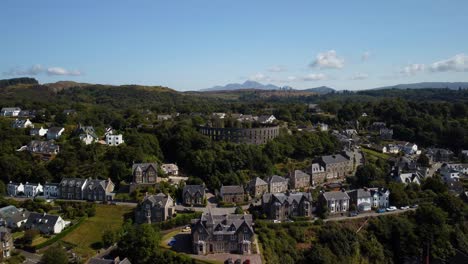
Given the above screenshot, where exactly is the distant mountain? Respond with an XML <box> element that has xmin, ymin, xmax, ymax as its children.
<box><xmin>302</xmin><ymin>86</ymin><xmax>335</xmax><ymax>94</ymax></box>
<box><xmin>202</xmin><ymin>80</ymin><xmax>281</xmax><ymax>91</ymax></box>
<box><xmin>374</xmin><ymin>82</ymin><xmax>468</xmax><ymax>90</ymax></box>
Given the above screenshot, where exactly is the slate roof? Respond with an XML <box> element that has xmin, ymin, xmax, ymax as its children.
<box><xmin>268</xmin><ymin>175</ymin><xmax>288</xmax><ymax>184</ymax></box>
<box><xmin>12</xmin><ymin>119</ymin><xmax>31</xmax><ymax>128</ymax></box>
<box><xmin>290</xmin><ymin>170</ymin><xmax>310</xmax><ymax>180</ymax></box>
<box><xmin>183</xmin><ymin>185</ymin><xmax>205</xmax><ymax>195</ymax></box>
<box><xmin>143</xmin><ymin>193</ymin><xmax>173</xmax><ymax>207</ymax></box>
<box><xmin>347</xmin><ymin>189</ymin><xmax>372</xmax><ymax>199</ymax></box>
<box><xmin>250</xmin><ymin>177</ymin><xmax>267</xmax><ymax>187</ymax></box>
<box><xmin>47</xmin><ymin>127</ymin><xmax>64</xmax><ymax>134</ymax></box>
<box><xmin>0</xmin><ymin>205</ymin><xmax>29</xmax><ymax>226</ymax></box>
<box><xmin>197</xmin><ymin>212</ymin><xmax>253</xmax><ymax>235</ymax></box>
<box><xmin>322</xmin><ymin>191</ymin><xmax>350</xmax><ymax>201</ymax></box>
<box><xmin>221</xmin><ymin>185</ymin><xmax>244</xmax><ymax>195</ymax></box>
<box><xmin>85</xmin><ymin>179</ymin><xmax>113</xmax><ymax>192</ymax></box>
<box><xmin>24</xmin><ymin>212</ymin><xmax>61</xmax><ymax>233</ymax></box>
<box><xmin>132</xmin><ymin>163</ymin><xmax>158</xmax><ymax>173</ymax></box>
<box><xmin>27</xmin><ymin>140</ymin><xmax>60</xmax><ymax>154</ymax></box>
<box><xmin>321</xmin><ymin>154</ymin><xmax>349</xmax><ymax>165</ymax></box>
<box><xmin>60</xmin><ymin>178</ymin><xmax>87</xmax><ymax>188</ymax></box>
<box><xmin>265</xmin><ymin>192</ymin><xmax>312</xmax><ymax>205</ymax></box>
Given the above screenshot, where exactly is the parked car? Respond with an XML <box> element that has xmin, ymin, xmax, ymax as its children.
<box><xmin>400</xmin><ymin>206</ymin><xmax>409</xmax><ymax>210</ymax></box>
<box><xmin>167</xmin><ymin>237</ymin><xmax>176</xmax><ymax>246</ymax></box>
<box><xmin>386</xmin><ymin>206</ymin><xmax>397</xmax><ymax>211</ymax></box>
<box><xmin>181</xmin><ymin>225</ymin><xmax>191</xmax><ymax>232</ymax></box>
<box><xmin>377</xmin><ymin>208</ymin><xmax>386</xmax><ymax>213</ymax></box>
<box><xmin>410</xmin><ymin>204</ymin><xmax>418</xmax><ymax>208</ymax></box>
<box><xmin>349</xmin><ymin>211</ymin><xmax>359</xmax><ymax>217</ymax></box>
<box><xmin>273</xmin><ymin>220</ymin><xmax>281</xmax><ymax>223</ymax></box>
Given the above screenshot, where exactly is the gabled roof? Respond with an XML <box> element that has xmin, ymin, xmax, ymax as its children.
<box><xmin>347</xmin><ymin>188</ymin><xmax>372</xmax><ymax>199</ymax></box>
<box><xmin>220</xmin><ymin>185</ymin><xmax>244</xmax><ymax>195</ymax></box>
<box><xmin>290</xmin><ymin>170</ymin><xmax>310</xmax><ymax>180</ymax></box>
<box><xmin>47</xmin><ymin>127</ymin><xmax>64</xmax><ymax>134</ymax></box>
<box><xmin>60</xmin><ymin>178</ymin><xmax>88</xmax><ymax>188</ymax></box>
<box><xmin>183</xmin><ymin>185</ymin><xmax>205</xmax><ymax>195</ymax></box>
<box><xmin>268</xmin><ymin>175</ymin><xmax>288</xmax><ymax>184</ymax></box>
<box><xmin>143</xmin><ymin>193</ymin><xmax>173</xmax><ymax>208</ymax></box>
<box><xmin>322</xmin><ymin>191</ymin><xmax>350</xmax><ymax>201</ymax></box>
<box><xmin>320</xmin><ymin>154</ymin><xmax>349</xmax><ymax>165</ymax></box>
<box><xmin>250</xmin><ymin>177</ymin><xmax>267</xmax><ymax>187</ymax></box>
<box><xmin>196</xmin><ymin>212</ymin><xmax>253</xmax><ymax>235</ymax></box>
<box><xmin>268</xmin><ymin>192</ymin><xmax>312</xmax><ymax>205</ymax></box>
<box><xmin>25</xmin><ymin>212</ymin><xmax>61</xmax><ymax>233</ymax></box>
<box><xmin>132</xmin><ymin>163</ymin><xmax>158</xmax><ymax>173</ymax></box>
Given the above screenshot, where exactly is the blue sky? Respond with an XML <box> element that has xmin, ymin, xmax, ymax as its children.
<box><xmin>1</xmin><ymin>0</ymin><xmax>468</xmax><ymax>91</ymax></box>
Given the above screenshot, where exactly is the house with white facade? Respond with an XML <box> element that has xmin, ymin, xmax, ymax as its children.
<box><xmin>7</xmin><ymin>182</ymin><xmax>24</xmax><ymax>196</ymax></box>
<box><xmin>369</xmin><ymin>188</ymin><xmax>390</xmax><ymax>209</ymax></box>
<box><xmin>320</xmin><ymin>191</ymin><xmax>350</xmax><ymax>214</ymax></box>
<box><xmin>43</xmin><ymin>183</ymin><xmax>60</xmax><ymax>199</ymax></box>
<box><xmin>46</xmin><ymin>127</ymin><xmax>65</xmax><ymax>140</ymax></box>
<box><xmin>24</xmin><ymin>182</ymin><xmax>43</xmax><ymax>197</ymax></box>
<box><xmin>30</xmin><ymin>127</ymin><xmax>48</xmax><ymax>137</ymax></box>
<box><xmin>161</xmin><ymin>163</ymin><xmax>179</xmax><ymax>175</ymax></box>
<box><xmin>347</xmin><ymin>189</ymin><xmax>372</xmax><ymax>211</ymax></box>
<box><xmin>257</xmin><ymin>115</ymin><xmax>276</xmax><ymax>124</ymax></box>
<box><xmin>24</xmin><ymin>213</ymin><xmax>70</xmax><ymax>234</ymax></box>
<box><xmin>401</xmin><ymin>143</ymin><xmax>420</xmax><ymax>155</ymax></box>
<box><xmin>106</xmin><ymin>134</ymin><xmax>124</xmax><ymax>146</ymax></box>
<box><xmin>440</xmin><ymin>166</ymin><xmax>460</xmax><ymax>182</ymax></box>
<box><xmin>0</xmin><ymin>205</ymin><xmax>29</xmax><ymax>228</ymax></box>
<box><xmin>12</xmin><ymin>119</ymin><xmax>34</xmax><ymax>129</ymax></box>
<box><xmin>0</xmin><ymin>107</ymin><xmax>21</xmax><ymax>117</ymax></box>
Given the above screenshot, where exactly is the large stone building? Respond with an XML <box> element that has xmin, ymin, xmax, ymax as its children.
<box><xmin>262</xmin><ymin>192</ymin><xmax>312</xmax><ymax>220</ymax></box>
<box><xmin>135</xmin><ymin>193</ymin><xmax>175</xmax><ymax>224</ymax></box>
<box><xmin>267</xmin><ymin>175</ymin><xmax>289</xmax><ymax>193</ymax></box>
<box><xmin>83</xmin><ymin>178</ymin><xmax>115</xmax><ymax>202</ymax></box>
<box><xmin>247</xmin><ymin>177</ymin><xmax>268</xmax><ymax>198</ymax></box>
<box><xmin>0</xmin><ymin>227</ymin><xmax>13</xmax><ymax>261</ymax></box>
<box><xmin>191</xmin><ymin>212</ymin><xmax>254</xmax><ymax>255</ymax></box>
<box><xmin>183</xmin><ymin>185</ymin><xmax>206</xmax><ymax>206</ymax></box>
<box><xmin>288</xmin><ymin>170</ymin><xmax>311</xmax><ymax>190</ymax></box>
<box><xmin>198</xmin><ymin>125</ymin><xmax>280</xmax><ymax>145</ymax></box>
<box><xmin>319</xmin><ymin>191</ymin><xmax>350</xmax><ymax>214</ymax></box>
<box><xmin>219</xmin><ymin>185</ymin><xmax>245</xmax><ymax>204</ymax></box>
<box><xmin>311</xmin><ymin>154</ymin><xmax>352</xmax><ymax>183</ymax></box>
<box><xmin>132</xmin><ymin>163</ymin><xmax>159</xmax><ymax>184</ymax></box>
<box><xmin>59</xmin><ymin>178</ymin><xmax>88</xmax><ymax>200</ymax></box>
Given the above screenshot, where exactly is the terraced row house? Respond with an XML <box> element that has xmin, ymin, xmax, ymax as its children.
<box><xmin>262</xmin><ymin>192</ymin><xmax>312</xmax><ymax>220</ymax></box>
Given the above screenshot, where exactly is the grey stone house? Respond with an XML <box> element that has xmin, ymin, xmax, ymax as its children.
<box><xmin>247</xmin><ymin>177</ymin><xmax>268</xmax><ymax>198</ymax></box>
<box><xmin>191</xmin><ymin>212</ymin><xmax>254</xmax><ymax>255</ymax></box>
<box><xmin>220</xmin><ymin>185</ymin><xmax>245</xmax><ymax>204</ymax></box>
<box><xmin>311</xmin><ymin>154</ymin><xmax>352</xmax><ymax>181</ymax></box>
<box><xmin>347</xmin><ymin>188</ymin><xmax>372</xmax><ymax>211</ymax></box>
<box><xmin>135</xmin><ymin>193</ymin><xmax>175</xmax><ymax>224</ymax></box>
<box><xmin>83</xmin><ymin>178</ymin><xmax>115</xmax><ymax>202</ymax></box>
<box><xmin>288</xmin><ymin>170</ymin><xmax>311</xmax><ymax>190</ymax></box>
<box><xmin>319</xmin><ymin>191</ymin><xmax>350</xmax><ymax>214</ymax></box>
<box><xmin>59</xmin><ymin>178</ymin><xmax>88</xmax><ymax>200</ymax></box>
<box><xmin>132</xmin><ymin>163</ymin><xmax>159</xmax><ymax>184</ymax></box>
<box><xmin>262</xmin><ymin>192</ymin><xmax>312</xmax><ymax>220</ymax></box>
<box><xmin>183</xmin><ymin>185</ymin><xmax>206</xmax><ymax>206</ymax></box>
<box><xmin>0</xmin><ymin>227</ymin><xmax>13</xmax><ymax>261</ymax></box>
<box><xmin>267</xmin><ymin>175</ymin><xmax>289</xmax><ymax>193</ymax></box>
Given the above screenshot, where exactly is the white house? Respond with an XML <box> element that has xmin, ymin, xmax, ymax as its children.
<box><xmin>24</xmin><ymin>213</ymin><xmax>70</xmax><ymax>234</ymax></box>
<box><xmin>370</xmin><ymin>188</ymin><xmax>390</xmax><ymax>208</ymax></box>
<box><xmin>46</xmin><ymin>127</ymin><xmax>65</xmax><ymax>140</ymax></box>
<box><xmin>12</xmin><ymin>119</ymin><xmax>34</xmax><ymax>129</ymax></box>
<box><xmin>445</xmin><ymin>163</ymin><xmax>468</xmax><ymax>175</ymax></box>
<box><xmin>440</xmin><ymin>166</ymin><xmax>460</xmax><ymax>182</ymax></box>
<box><xmin>106</xmin><ymin>134</ymin><xmax>124</xmax><ymax>146</ymax></box>
<box><xmin>1</xmin><ymin>107</ymin><xmax>21</xmax><ymax>117</ymax></box>
<box><xmin>24</xmin><ymin>182</ymin><xmax>43</xmax><ymax>197</ymax></box>
<box><xmin>43</xmin><ymin>183</ymin><xmax>59</xmax><ymax>199</ymax></box>
<box><xmin>161</xmin><ymin>163</ymin><xmax>179</xmax><ymax>175</ymax></box>
<box><xmin>397</xmin><ymin>172</ymin><xmax>421</xmax><ymax>185</ymax></box>
<box><xmin>30</xmin><ymin>127</ymin><xmax>48</xmax><ymax>137</ymax></box>
<box><xmin>317</xmin><ymin>123</ymin><xmax>328</xmax><ymax>132</ymax></box>
<box><xmin>383</xmin><ymin>144</ymin><xmax>400</xmax><ymax>154</ymax></box>
<box><xmin>0</xmin><ymin>205</ymin><xmax>29</xmax><ymax>228</ymax></box>
<box><xmin>7</xmin><ymin>182</ymin><xmax>24</xmax><ymax>196</ymax></box>
<box><xmin>79</xmin><ymin>133</ymin><xmax>97</xmax><ymax>145</ymax></box>
<box><xmin>347</xmin><ymin>189</ymin><xmax>372</xmax><ymax>211</ymax></box>
<box><xmin>402</xmin><ymin>143</ymin><xmax>419</xmax><ymax>155</ymax></box>
<box><xmin>257</xmin><ymin>115</ymin><xmax>277</xmax><ymax>124</ymax></box>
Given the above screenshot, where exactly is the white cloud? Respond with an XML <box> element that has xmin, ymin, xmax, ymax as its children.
<box><xmin>429</xmin><ymin>53</ymin><xmax>468</xmax><ymax>72</ymax></box>
<box><xmin>303</xmin><ymin>73</ymin><xmax>327</xmax><ymax>81</ymax></box>
<box><xmin>267</xmin><ymin>65</ymin><xmax>287</xmax><ymax>72</ymax></box>
<box><xmin>3</xmin><ymin>64</ymin><xmax>44</xmax><ymax>76</ymax></box>
<box><xmin>248</xmin><ymin>72</ymin><xmax>270</xmax><ymax>82</ymax></box>
<box><xmin>362</xmin><ymin>51</ymin><xmax>371</xmax><ymax>61</ymax></box>
<box><xmin>350</xmin><ymin>73</ymin><xmax>369</xmax><ymax>80</ymax></box>
<box><xmin>400</xmin><ymin>64</ymin><xmax>425</xmax><ymax>76</ymax></box>
<box><xmin>47</xmin><ymin>67</ymin><xmax>82</xmax><ymax>76</ymax></box>
<box><xmin>309</xmin><ymin>50</ymin><xmax>344</xmax><ymax>69</ymax></box>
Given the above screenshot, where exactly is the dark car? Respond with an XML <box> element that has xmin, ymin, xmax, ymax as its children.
<box><xmin>376</xmin><ymin>208</ymin><xmax>386</xmax><ymax>213</ymax></box>
<box><xmin>225</xmin><ymin>258</ymin><xmax>234</xmax><ymax>264</ymax></box>
<box><xmin>349</xmin><ymin>211</ymin><xmax>358</xmax><ymax>217</ymax></box>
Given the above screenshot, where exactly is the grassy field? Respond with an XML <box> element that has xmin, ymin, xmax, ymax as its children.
<box><xmin>61</xmin><ymin>205</ymin><xmax>132</xmax><ymax>260</ymax></box>
<box><xmin>361</xmin><ymin>147</ymin><xmax>392</xmax><ymax>161</ymax></box>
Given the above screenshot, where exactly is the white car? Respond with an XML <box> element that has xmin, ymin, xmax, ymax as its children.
<box><xmin>386</xmin><ymin>206</ymin><xmax>397</xmax><ymax>212</ymax></box>
<box><xmin>400</xmin><ymin>206</ymin><xmax>409</xmax><ymax>210</ymax></box>
<box><xmin>273</xmin><ymin>220</ymin><xmax>282</xmax><ymax>224</ymax></box>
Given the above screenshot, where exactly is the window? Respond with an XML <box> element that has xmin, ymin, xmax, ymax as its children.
<box><xmin>231</xmin><ymin>235</ymin><xmax>236</xmax><ymax>241</ymax></box>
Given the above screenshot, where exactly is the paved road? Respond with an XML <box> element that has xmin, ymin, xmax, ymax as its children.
<box><xmin>324</xmin><ymin>208</ymin><xmax>416</xmax><ymax>222</ymax></box>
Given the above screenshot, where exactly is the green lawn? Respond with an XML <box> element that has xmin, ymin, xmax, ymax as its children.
<box><xmin>61</xmin><ymin>205</ymin><xmax>133</xmax><ymax>260</ymax></box>
<box><xmin>361</xmin><ymin>147</ymin><xmax>392</xmax><ymax>161</ymax></box>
